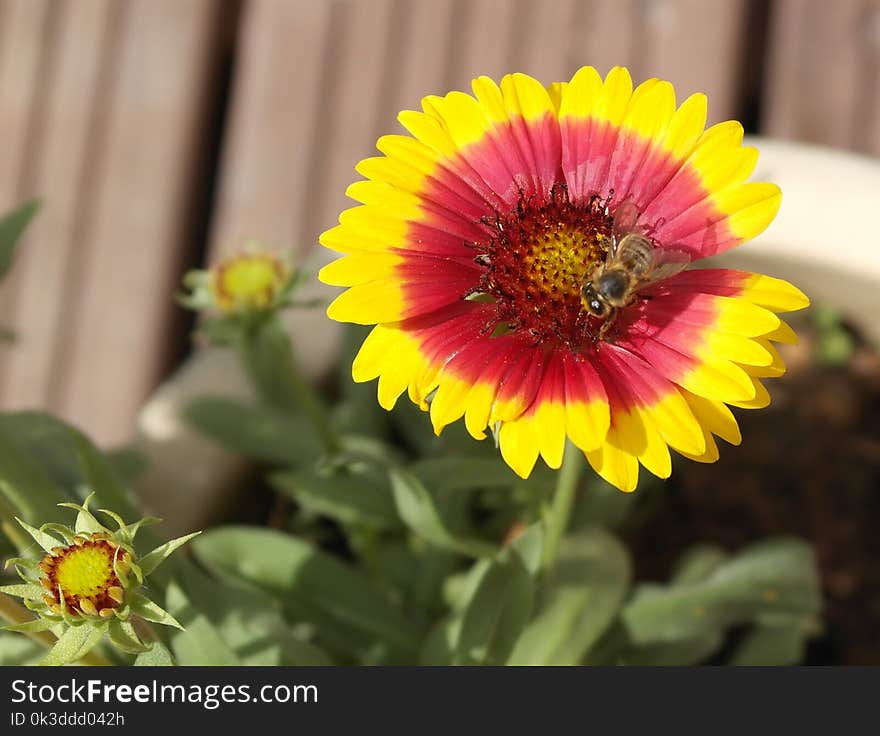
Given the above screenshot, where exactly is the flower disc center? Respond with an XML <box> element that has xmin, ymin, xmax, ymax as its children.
<box><xmin>40</xmin><ymin>536</ymin><xmax>127</xmax><ymax>615</ymax></box>
<box><xmin>474</xmin><ymin>186</ymin><xmax>613</xmax><ymax>345</ymax></box>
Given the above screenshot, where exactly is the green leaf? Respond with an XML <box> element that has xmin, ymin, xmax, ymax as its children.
<box><xmin>390</xmin><ymin>469</ymin><xmax>497</xmax><ymax>558</ymax></box>
<box><xmin>509</xmin><ymin>526</ymin><xmax>631</xmax><ymax>665</ymax></box>
<box><xmin>727</xmin><ymin>623</ymin><xmax>811</xmax><ymax>666</ymax></box>
<box><xmin>58</xmin><ymin>496</ymin><xmax>108</xmax><ymax>536</ymax></box>
<box><xmin>615</xmin><ymin>632</ymin><xmax>724</xmax><ymax>666</ymax></box>
<box><xmin>508</xmin><ymin>522</ymin><xmax>544</xmax><ymax>577</ymax></box>
<box><xmin>106</xmin><ymin>619</ymin><xmax>150</xmax><ymax>654</ymax></box>
<box><xmin>40</xmin><ymin>623</ymin><xmax>106</xmax><ymax>666</ymax></box>
<box><xmin>73</xmin><ymin>432</ymin><xmax>138</xmax><ymax>521</ymax></box>
<box><xmin>419</xmin><ymin>616</ymin><xmax>460</xmax><ymax>665</ymax></box>
<box><xmin>128</xmin><ymin>593</ymin><xmax>183</xmax><ymax>629</ymax></box>
<box><xmin>3</xmin><ymin>617</ymin><xmax>55</xmax><ymax>634</ymax></box>
<box><xmin>271</xmin><ymin>469</ymin><xmax>400</xmax><ymax>531</ymax></box>
<box><xmin>0</xmin><ymin>199</ymin><xmax>39</xmax><ymax>282</ymax></box>
<box><xmin>0</xmin><ymin>630</ymin><xmax>45</xmax><ymax>665</ymax></box>
<box><xmin>408</xmin><ymin>457</ymin><xmax>521</xmax><ymax>493</ymax></box>
<box><xmin>0</xmin><ymin>583</ymin><xmax>46</xmax><ymax>601</ymax></box>
<box><xmin>621</xmin><ymin>538</ymin><xmax>821</xmax><ymax>645</ymax></box>
<box><xmin>239</xmin><ymin>318</ymin><xmax>307</xmax><ymax>412</ymax></box>
<box><xmin>0</xmin><ymin>413</ymin><xmax>141</xmax><ymax>532</ymax></box>
<box><xmin>0</xmin><ymin>425</ymin><xmax>69</xmax><ymax>525</ymax></box>
<box><xmin>454</xmin><ymin>548</ymin><xmax>534</xmax><ymax>665</ymax></box>
<box><xmin>135</xmin><ymin>640</ymin><xmax>175</xmax><ymax>666</ymax></box>
<box><xmin>13</xmin><ymin>516</ymin><xmax>63</xmax><ymax>555</ymax></box>
<box><xmin>105</xmin><ymin>446</ymin><xmax>149</xmax><ymax>484</ymax></box>
<box><xmin>670</xmin><ymin>544</ymin><xmax>728</xmax><ymax>585</ymax></box>
<box><xmin>165</xmin><ymin>581</ymin><xmax>241</xmax><ymax>666</ymax></box>
<box><xmin>139</xmin><ymin>531</ymin><xmax>201</xmax><ymax>577</ymax></box>
<box><xmin>192</xmin><ymin>526</ymin><xmax>422</xmax><ymax>658</ymax></box>
<box><xmin>184</xmin><ymin>396</ymin><xmax>322</xmax><ymax>465</ymax></box>
<box><xmin>170</xmin><ymin>562</ymin><xmax>333</xmax><ymax>666</ymax></box>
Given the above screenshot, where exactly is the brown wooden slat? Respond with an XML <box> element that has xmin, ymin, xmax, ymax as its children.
<box><xmin>513</xmin><ymin>0</ymin><xmax>580</xmax><ymax>84</ymax></box>
<box><xmin>0</xmin><ymin>0</ymin><xmax>48</xmax><ymax>205</ymax></box>
<box><xmin>628</xmin><ymin>0</ymin><xmax>748</xmax><ymax>123</ymax></box>
<box><xmin>212</xmin><ymin>0</ymin><xmax>754</xmax><ymax>258</ymax></box>
<box><xmin>300</xmin><ymin>0</ymin><xmax>399</xmax><ymax>250</ymax></box>
<box><xmin>51</xmin><ymin>0</ymin><xmax>222</xmax><ymax>445</ymax></box>
<box><xmin>391</xmin><ymin>0</ymin><xmax>457</xmax><ymax>110</ymax></box>
<box><xmin>763</xmin><ymin>0</ymin><xmax>880</xmax><ymax>154</ymax></box>
<box><xmin>0</xmin><ymin>0</ymin><xmax>50</xmax><ymax>352</ymax></box>
<box><xmin>209</xmin><ymin>0</ymin><xmax>334</xmax><ymax>253</ymax></box>
<box><xmin>2</xmin><ymin>0</ymin><xmax>114</xmax><ymax>412</ymax></box>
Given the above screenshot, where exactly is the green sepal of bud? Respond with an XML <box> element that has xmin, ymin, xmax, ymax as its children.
<box><xmin>1</xmin><ymin>494</ymin><xmax>199</xmax><ymax>665</ymax></box>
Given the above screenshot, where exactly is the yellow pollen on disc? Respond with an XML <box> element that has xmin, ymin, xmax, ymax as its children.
<box><xmin>476</xmin><ymin>186</ymin><xmax>616</xmax><ymax>344</ymax></box>
<box><xmin>53</xmin><ymin>544</ymin><xmax>115</xmax><ymax>599</ymax></box>
<box><xmin>522</xmin><ymin>225</ymin><xmax>604</xmax><ymax>302</ymax></box>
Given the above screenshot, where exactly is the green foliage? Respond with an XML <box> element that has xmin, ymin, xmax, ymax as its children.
<box><xmin>0</xmin><ymin>254</ymin><xmax>827</xmax><ymax>667</ymax></box>
<box><xmin>0</xmin><ymin>199</ymin><xmax>39</xmax><ymax>282</ymax></box>
<box><xmin>812</xmin><ymin>305</ymin><xmax>855</xmax><ymax>366</ymax></box>
<box><xmin>184</xmin><ymin>397</ymin><xmax>323</xmax><ymax>465</ymax></box>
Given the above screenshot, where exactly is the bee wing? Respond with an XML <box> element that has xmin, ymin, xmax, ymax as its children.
<box><xmin>607</xmin><ymin>199</ymin><xmax>642</xmax><ymax>266</ymax></box>
<box><xmin>611</xmin><ymin>199</ymin><xmax>641</xmax><ymax>243</ymax></box>
<box><xmin>639</xmin><ymin>247</ymin><xmax>692</xmax><ymax>287</ymax></box>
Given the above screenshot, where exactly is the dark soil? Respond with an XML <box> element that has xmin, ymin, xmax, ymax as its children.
<box><xmin>632</xmin><ymin>315</ymin><xmax>880</xmax><ymax>665</ymax></box>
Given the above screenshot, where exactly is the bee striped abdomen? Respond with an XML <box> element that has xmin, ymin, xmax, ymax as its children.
<box><xmin>616</xmin><ymin>234</ymin><xmax>654</xmax><ymax>276</ymax></box>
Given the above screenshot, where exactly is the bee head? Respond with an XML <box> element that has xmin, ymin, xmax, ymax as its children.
<box><xmin>580</xmin><ymin>283</ymin><xmax>609</xmax><ymax>318</ymax></box>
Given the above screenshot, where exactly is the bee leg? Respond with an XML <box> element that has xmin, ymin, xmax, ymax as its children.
<box><xmin>597</xmin><ymin>309</ymin><xmax>618</xmax><ymax>341</ymax></box>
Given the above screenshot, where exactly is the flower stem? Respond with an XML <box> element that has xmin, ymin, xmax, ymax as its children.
<box><xmin>541</xmin><ymin>441</ymin><xmax>585</xmax><ymax>570</ymax></box>
<box><xmin>240</xmin><ymin>317</ymin><xmax>340</xmax><ymax>454</ymax></box>
<box><xmin>0</xmin><ymin>592</ymin><xmax>112</xmax><ymax>666</ymax></box>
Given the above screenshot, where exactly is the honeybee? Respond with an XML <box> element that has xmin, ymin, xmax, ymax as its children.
<box><xmin>580</xmin><ymin>199</ymin><xmax>691</xmax><ymax>339</ymax></box>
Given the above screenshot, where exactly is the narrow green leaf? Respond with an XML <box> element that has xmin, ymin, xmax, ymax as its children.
<box><xmin>107</xmin><ymin>619</ymin><xmax>150</xmax><ymax>654</ymax></box>
<box><xmin>509</xmin><ymin>526</ymin><xmax>631</xmax><ymax>665</ymax></box>
<box><xmin>184</xmin><ymin>396</ymin><xmax>322</xmax><ymax>465</ymax></box>
<box><xmin>409</xmin><ymin>457</ymin><xmax>521</xmax><ymax>493</ymax></box>
<box><xmin>170</xmin><ymin>561</ymin><xmax>333</xmax><ymax>666</ymax></box>
<box><xmin>0</xmin><ymin>630</ymin><xmax>45</xmax><ymax>665</ymax></box>
<box><xmin>390</xmin><ymin>469</ymin><xmax>496</xmax><ymax>558</ymax></box>
<box><xmin>0</xmin><ymin>200</ymin><xmax>39</xmax><ymax>281</ymax></box>
<box><xmin>0</xmin><ymin>583</ymin><xmax>46</xmax><ymax>601</ymax></box>
<box><xmin>3</xmin><ymin>617</ymin><xmax>55</xmax><ymax>634</ymax></box>
<box><xmin>192</xmin><ymin>527</ymin><xmax>422</xmax><ymax>656</ymax></box>
<box><xmin>72</xmin><ymin>432</ymin><xmax>139</xmax><ymax>521</ymax></box>
<box><xmin>40</xmin><ymin>623</ymin><xmax>105</xmax><ymax>666</ymax></box>
<box><xmin>671</xmin><ymin>544</ymin><xmax>728</xmax><ymax>585</ymax></box>
<box><xmin>58</xmin><ymin>496</ymin><xmax>107</xmax><ymax>536</ymax></box>
<box><xmin>728</xmin><ymin>623</ymin><xmax>810</xmax><ymax>666</ymax></box>
<box><xmin>138</xmin><ymin>531</ymin><xmax>201</xmax><ymax>577</ymax></box>
<box><xmin>13</xmin><ymin>517</ymin><xmax>63</xmax><ymax>555</ymax></box>
<box><xmin>509</xmin><ymin>522</ymin><xmax>544</xmax><ymax>577</ymax></box>
<box><xmin>419</xmin><ymin>616</ymin><xmax>461</xmax><ymax>666</ymax></box>
<box><xmin>0</xmin><ymin>426</ymin><xmax>68</xmax><ymax>524</ymax></box>
<box><xmin>271</xmin><ymin>469</ymin><xmax>400</xmax><ymax>531</ymax></box>
<box><xmin>454</xmin><ymin>548</ymin><xmax>534</xmax><ymax>665</ymax></box>
<box><xmin>165</xmin><ymin>581</ymin><xmax>241</xmax><ymax>666</ymax></box>
<box><xmin>616</xmin><ymin>632</ymin><xmax>724</xmax><ymax>666</ymax></box>
<box><xmin>105</xmin><ymin>446</ymin><xmax>149</xmax><ymax>484</ymax></box>
<box><xmin>134</xmin><ymin>640</ymin><xmax>175</xmax><ymax>666</ymax></box>
<box><xmin>622</xmin><ymin>538</ymin><xmax>821</xmax><ymax>645</ymax></box>
<box><xmin>129</xmin><ymin>593</ymin><xmax>183</xmax><ymax>630</ymax></box>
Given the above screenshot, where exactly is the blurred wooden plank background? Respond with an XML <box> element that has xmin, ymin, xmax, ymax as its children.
<box><xmin>0</xmin><ymin>0</ymin><xmax>875</xmax><ymax>447</ymax></box>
